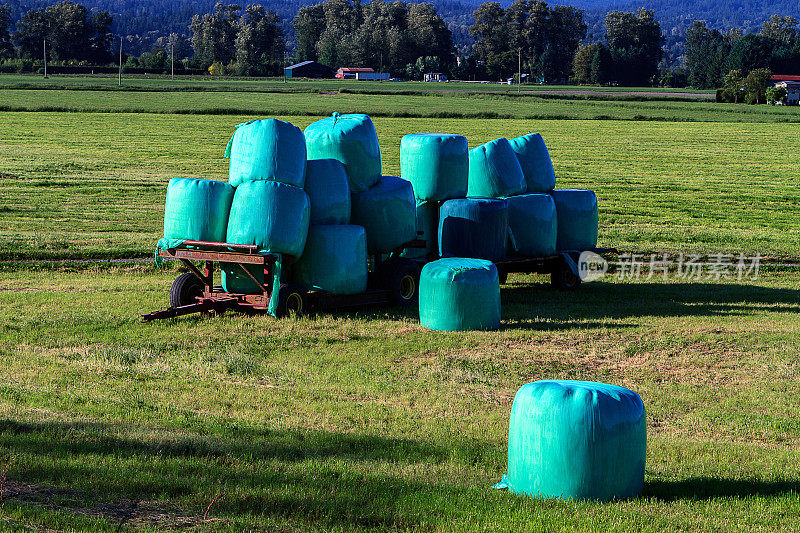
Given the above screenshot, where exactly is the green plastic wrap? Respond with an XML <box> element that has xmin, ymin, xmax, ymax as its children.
<box><xmin>439</xmin><ymin>198</ymin><xmax>508</xmax><ymax>261</ymax></box>
<box><xmin>351</xmin><ymin>176</ymin><xmax>416</xmax><ymax>254</ymax></box>
<box><xmin>221</xmin><ymin>262</ymin><xmax>264</xmax><ymax>294</ymax></box>
<box><xmin>419</xmin><ymin>258</ymin><xmax>501</xmax><ymax>331</ymax></box>
<box><xmin>402</xmin><ymin>200</ymin><xmax>439</xmax><ymax>259</ymax></box>
<box><xmin>304</xmin><ymin>113</ymin><xmax>382</xmax><ymax>193</ymax></box>
<box><xmin>400</xmin><ymin>133</ymin><xmax>468</xmax><ymax>202</ymax></box>
<box><xmin>495</xmin><ymin>380</ymin><xmax>646</xmax><ymax>501</ymax></box>
<box><xmin>292</xmin><ymin>225</ymin><xmax>368</xmax><ymax>295</ymax></box>
<box><xmin>549</xmin><ymin>189</ymin><xmax>598</xmax><ymax>251</ymax></box>
<box><xmin>506</xmin><ymin>193</ymin><xmax>557</xmax><ymax>257</ymax></box>
<box><xmin>222</xmin><ymin>254</ymin><xmax>284</xmax><ymax>312</ymax></box>
<box><xmin>161</xmin><ymin>177</ymin><xmax>234</xmax><ymax>247</ymax></box>
<box><xmin>226</xmin><ymin>180</ymin><xmax>310</xmax><ymax>258</ymax></box>
<box><xmin>467</xmin><ymin>138</ymin><xmax>527</xmax><ymax>198</ymax></box>
<box><xmin>225</xmin><ymin>119</ymin><xmax>307</xmax><ymax>188</ymax></box>
<box><xmin>508</xmin><ymin>133</ymin><xmax>556</xmax><ymax>193</ymax></box>
<box><xmin>304</xmin><ymin>158</ymin><xmax>351</xmax><ymax>225</ymax></box>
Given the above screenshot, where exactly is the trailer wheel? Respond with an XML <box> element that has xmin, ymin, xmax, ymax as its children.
<box><xmin>170</xmin><ymin>272</ymin><xmax>205</xmax><ymax>308</ymax></box>
<box><xmin>551</xmin><ymin>260</ymin><xmax>581</xmax><ymax>291</ymax></box>
<box><xmin>381</xmin><ymin>258</ymin><xmax>421</xmax><ymax>307</ymax></box>
<box><xmin>276</xmin><ymin>283</ymin><xmax>307</xmax><ymax>318</ymax></box>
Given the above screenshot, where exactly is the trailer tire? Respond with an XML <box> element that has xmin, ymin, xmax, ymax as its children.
<box><xmin>170</xmin><ymin>272</ymin><xmax>205</xmax><ymax>308</ymax></box>
<box><xmin>380</xmin><ymin>258</ymin><xmax>421</xmax><ymax>307</ymax></box>
<box><xmin>551</xmin><ymin>259</ymin><xmax>581</xmax><ymax>291</ymax></box>
<box><xmin>276</xmin><ymin>283</ymin><xmax>308</xmax><ymax>318</ymax></box>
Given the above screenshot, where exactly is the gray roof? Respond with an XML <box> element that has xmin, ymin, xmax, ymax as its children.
<box><xmin>286</xmin><ymin>61</ymin><xmax>317</xmax><ymax>70</ymax></box>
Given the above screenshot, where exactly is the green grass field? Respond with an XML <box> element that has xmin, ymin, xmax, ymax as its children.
<box><xmin>1</xmin><ymin>76</ymin><xmax>799</xmax><ymax>531</ymax></box>
<box><xmin>0</xmin><ymin>73</ymin><xmax>715</xmax><ymax>95</ymax></box>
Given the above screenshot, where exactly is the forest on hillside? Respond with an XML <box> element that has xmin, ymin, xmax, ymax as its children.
<box><xmin>3</xmin><ymin>0</ymin><xmax>798</xmax><ymax>55</ymax></box>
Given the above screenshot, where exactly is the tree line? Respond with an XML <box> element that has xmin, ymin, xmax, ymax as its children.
<box><xmin>0</xmin><ymin>0</ymin><xmax>798</xmax><ymax>91</ymax></box>
<box><xmin>685</xmin><ymin>15</ymin><xmax>800</xmax><ymax>89</ymax></box>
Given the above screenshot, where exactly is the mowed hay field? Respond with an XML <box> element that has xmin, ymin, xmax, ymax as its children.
<box><xmin>1</xmin><ymin>80</ymin><xmax>800</xmax><ymax>531</ymax></box>
<box><xmin>2</xmin><ymin>111</ymin><xmax>800</xmax><ymax>260</ymax></box>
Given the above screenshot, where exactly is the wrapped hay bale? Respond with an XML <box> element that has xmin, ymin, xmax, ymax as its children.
<box><xmin>508</xmin><ymin>133</ymin><xmax>556</xmax><ymax>193</ymax></box>
<box><xmin>496</xmin><ymin>380</ymin><xmax>646</xmax><ymax>501</ymax></box>
<box><xmin>160</xmin><ymin>177</ymin><xmax>234</xmax><ymax>249</ymax></box>
<box><xmin>419</xmin><ymin>258</ymin><xmax>501</xmax><ymax>331</ymax></box>
<box><xmin>351</xmin><ymin>176</ymin><xmax>416</xmax><ymax>254</ymax></box>
<box><xmin>304</xmin><ymin>158</ymin><xmax>351</xmax><ymax>225</ymax></box>
<box><xmin>292</xmin><ymin>225</ymin><xmax>368</xmax><ymax>295</ymax></box>
<box><xmin>225</xmin><ymin>119</ymin><xmax>307</xmax><ymax>188</ymax></box>
<box><xmin>467</xmin><ymin>138</ymin><xmax>527</xmax><ymax>198</ymax></box>
<box><xmin>226</xmin><ymin>180</ymin><xmax>310</xmax><ymax>258</ymax></box>
<box><xmin>304</xmin><ymin>113</ymin><xmax>382</xmax><ymax>193</ymax></box>
<box><xmin>439</xmin><ymin>198</ymin><xmax>508</xmax><ymax>261</ymax></box>
<box><xmin>402</xmin><ymin>200</ymin><xmax>439</xmax><ymax>259</ymax></box>
<box><xmin>506</xmin><ymin>193</ymin><xmax>557</xmax><ymax>257</ymax></box>
<box><xmin>400</xmin><ymin>133</ymin><xmax>468</xmax><ymax>202</ymax></box>
<box><xmin>549</xmin><ymin>189</ymin><xmax>598</xmax><ymax>251</ymax></box>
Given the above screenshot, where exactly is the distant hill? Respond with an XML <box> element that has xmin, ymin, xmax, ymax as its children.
<box><xmin>4</xmin><ymin>0</ymin><xmax>800</xmax><ymax>53</ymax></box>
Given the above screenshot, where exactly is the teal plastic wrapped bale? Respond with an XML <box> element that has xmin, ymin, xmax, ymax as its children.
<box><xmin>292</xmin><ymin>225</ymin><xmax>368</xmax><ymax>295</ymax></box>
<box><xmin>221</xmin><ymin>263</ymin><xmax>264</xmax><ymax>294</ymax></box>
<box><xmin>506</xmin><ymin>193</ymin><xmax>557</xmax><ymax>257</ymax></box>
<box><xmin>467</xmin><ymin>138</ymin><xmax>527</xmax><ymax>198</ymax></box>
<box><xmin>304</xmin><ymin>113</ymin><xmax>382</xmax><ymax>193</ymax></box>
<box><xmin>304</xmin><ymin>158</ymin><xmax>351</xmax><ymax>225</ymax></box>
<box><xmin>418</xmin><ymin>258</ymin><xmax>500</xmax><ymax>331</ymax></box>
<box><xmin>508</xmin><ymin>133</ymin><xmax>556</xmax><ymax>193</ymax></box>
<box><xmin>439</xmin><ymin>198</ymin><xmax>508</xmax><ymax>261</ymax></box>
<box><xmin>161</xmin><ymin>177</ymin><xmax>234</xmax><ymax>251</ymax></box>
<box><xmin>496</xmin><ymin>380</ymin><xmax>646</xmax><ymax>501</ymax></box>
<box><xmin>226</xmin><ymin>180</ymin><xmax>310</xmax><ymax>258</ymax></box>
<box><xmin>400</xmin><ymin>133</ymin><xmax>468</xmax><ymax>202</ymax></box>
<box><xmin>351</xmin><ymin>176</ymin><xmax>416</xmax><ymax>254</ymax></box>
<box><xmin>225</xmin><ymin>119</ymin><xmax>307</xmax><ymax>188</ymax></box>
<box><xmin>402</xmin><ymin>200</ymin><xmax>439</xmax><ymax>259</ymax></box>
<box><xmin>549</xmin><ymin>189</ymin><xmax>598</xmax><ymax>251</ymax></box>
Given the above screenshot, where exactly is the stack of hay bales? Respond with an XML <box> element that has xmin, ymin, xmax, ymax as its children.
<box><xmin>156</xmin><ymin>118</ymin><xmax>312</xmax><ymax>288</ymax></box>
<box><xmin>292</xmin><ymin>154</ymin><xmax>366</xmax><ymax>296</ymax></box>
<box><xmin>157</xmin><ymin>113</ymin><xmax>424</xmax><ymax>301</ymax></box>
<box><xmin>296</xmin><ymin>113</ymin><xmax>415</xmax><ymax>295</ymax></box>
<box><xmin>508</xmin><ymin>133</ymin><xmax>597</xmax><ymax>254</ymax></box>
<box><xmin>401</xmin><ymin>131</ymin><xmax>598</xmax><ymax>263</ymax></box>
<box><xmin>222</xmin><ymin>119</ymin><xmax>311</xmax><ymax>293</ymax></box>
<box><xmin>400</xmin><ymin>133</ymin><xmax>469</xmax><ymax>259</ymax></box>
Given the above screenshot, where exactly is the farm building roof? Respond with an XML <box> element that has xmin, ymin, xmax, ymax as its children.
<box><xmin>286</xmin><ymin>61</ymin><xmax>316</xmax><ymax>69</ymax></box>
<box><xmin>338</xmin><ymin>67</ymin><xmax>375</xmax><ymax>72</ymax></box>
<box><xmin>771</xmin><ymin>75</ymin><xmax>800</xmax><ymax>82</ymax></box>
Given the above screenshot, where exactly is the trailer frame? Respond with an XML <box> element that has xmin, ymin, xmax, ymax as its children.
<box><xmin>141</xmin><ymin>238</ymin><xmax>426</xmax><ymax>322</ymax></box>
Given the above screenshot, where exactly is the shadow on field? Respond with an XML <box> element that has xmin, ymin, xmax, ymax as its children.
<box><xmin>645</xmin><ymin>477</ymin><xmax>800</xmax><ymax>500</ymax></box>
<box><xmin>0</xmin><ymin>418</ymin><xmax>483</xmax><ymax>529</ymax></box>
<box><xmin>501</xmin><ymin>280</ymin><xmax>800</xmax><ymax>326</ymax></box>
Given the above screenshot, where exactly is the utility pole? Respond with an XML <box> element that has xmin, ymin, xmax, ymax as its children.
<box><xmin>171</xmin><ymin>40</ymin><xmax>174</xmax><ymax>81</ymax></box>
<box><xmin>380</xmin><ymin>53</ymin><xmax>383</xmax><ymax>83</ymax></box>
<box><xmin>518</xmin><ymin>48</ymin><xmax>521</xmax><ymax>94</ymax></box>
<box><xmin>283</xmin><ymin>50</ymin><xmax>286</xmax><ymax>83</ymax></box>
<box><xmin>118</xmin><ymin>37</ymin><xmax>123</xmax><ymax>87</ymax></box>
<box><xmin>43</xmin><ymin>39</ymin><xmax>47</xmax><ymax>78</ymax></box>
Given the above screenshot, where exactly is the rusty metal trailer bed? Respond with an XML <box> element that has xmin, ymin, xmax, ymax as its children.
<box><xmin>141</xmin><ymin>239</ymin><xmax>425</xmax><ymax>322</ymax></box>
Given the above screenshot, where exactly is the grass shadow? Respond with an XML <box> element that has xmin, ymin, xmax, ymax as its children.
<box><xmin>645</xmin><ymin>476</ymin><xmax>800</xmax><ymax>501</ymax></box>
<box><xmin>0</xmin><ymin>418</ymin><xmax>483</xmax><ymax>529</ymax></box>
<box><xmin>502</xmin><ymin>280</ymin><xmax>800</xmax><ymax>325</ymax></box>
